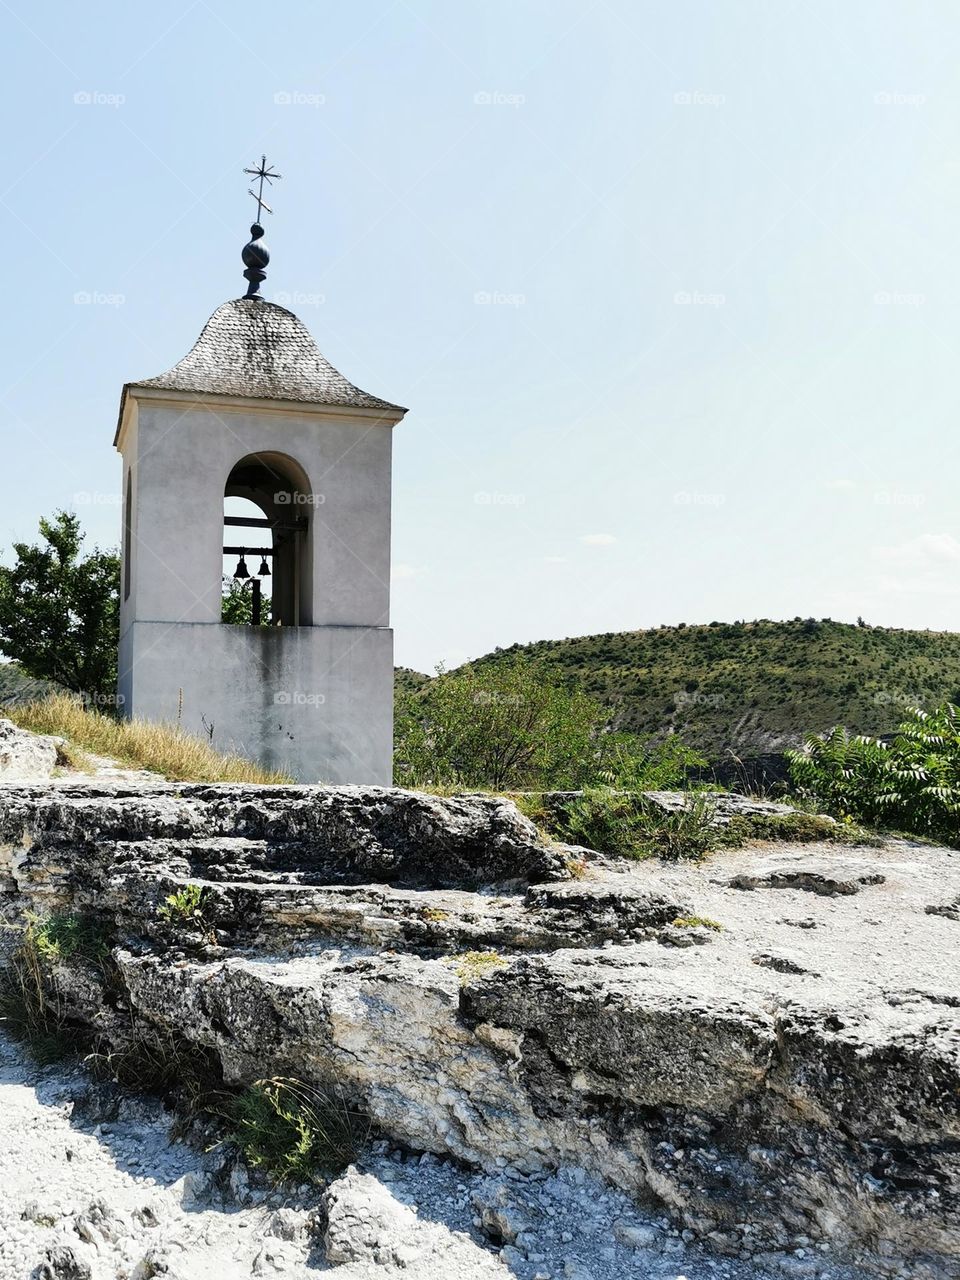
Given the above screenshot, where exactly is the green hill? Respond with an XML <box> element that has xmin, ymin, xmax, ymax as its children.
<box><xmin>445</xmin><ymin>620</ymin><xmax>960</xmax><ymax>758</ymax></box>
<box><xmin>0</xmin><ymin>663</ymin><xmax>57</xmax><ymax>707</ymax></box>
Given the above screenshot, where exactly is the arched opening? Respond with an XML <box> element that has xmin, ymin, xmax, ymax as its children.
<box><xmin>222</xmin><ymin>452</ymin><xmax>312</xmax><ymax>626</ymax></box>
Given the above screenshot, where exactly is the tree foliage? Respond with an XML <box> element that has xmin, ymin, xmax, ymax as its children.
<box><xmin>221</xmin><ymin>577</ymin><xmax>272</xmax><ymax>625</ymax></box>
<box><xmin>787</xmin><ymin>704</ymin><xmax>960</xmax><ymax>845</ymax></box>
<box><xmin>394</xmin><ymin>655</ymin><xmax>606</xmax><ymax>790</ymax></box>
<box><xmin>394</xmin><ymin>655</ymin><xmax>706</xmax><ymax>792</ymax></box>
<box><xmin>0</xmin><ymin>512</ymin><xmax>119</xmax><ymax>701</ymax></box>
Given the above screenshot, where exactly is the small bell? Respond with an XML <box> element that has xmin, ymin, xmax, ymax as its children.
<box><xmin>258</xmin><ymin>556</ymin><xmax>271</xmax><ymax>577</ymax></box>
<box><xmin>234</xmin><ymin>554</ymin><xmax>250</xmax><ymax>580</ymax></box>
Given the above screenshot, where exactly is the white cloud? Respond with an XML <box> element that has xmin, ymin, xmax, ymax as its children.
<box><xmin>580</xmin><ymin>533</ymin><xmax>617</xmax><ymax>546</ymax></box>
<box><xmin>543</xmin><ymin>555</ymin><xmax>567</xmax><ymax>563</ymax></box>
<box><xmin>824</xmin><ymin>478</ymin><xmax>857</xmax><ymax>491</ymax></box>
<box><xmin>875</xmin><ymin>533</ymin><xmax>960</xmax><ymax>568</ymax></box>
<box><xmin>872</xmin><ymin>533</ymin><xmax>960</xmax><ymax>597</ymax></box>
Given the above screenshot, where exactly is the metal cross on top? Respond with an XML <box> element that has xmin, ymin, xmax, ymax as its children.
<box><xmin>244</xmin><ymin>155</ymin><xmax>282</xmax><ymax>223</ymax></box>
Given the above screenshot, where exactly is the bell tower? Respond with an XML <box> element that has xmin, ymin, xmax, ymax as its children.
<box><xmin>115</xmin><ymin>159</ymin><xmax>406</xmax><ymax>783</ymax></box>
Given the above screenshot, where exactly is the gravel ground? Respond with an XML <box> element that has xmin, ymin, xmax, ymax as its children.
<box><xmin>0</xmin><ymin>1031</ymin><xmax>879</xmax><ymax>1280</ymax></box>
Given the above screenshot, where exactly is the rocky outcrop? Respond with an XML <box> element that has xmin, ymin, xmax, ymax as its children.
<box><xmin>0</xmin><ymin>718</ymin><xmax>62</xmax><ymax>781</ymax></box>
<box><xmin>1</xmin><ymin>776</ymin><xmax>958</xmax><ymax>1276</ymax></box>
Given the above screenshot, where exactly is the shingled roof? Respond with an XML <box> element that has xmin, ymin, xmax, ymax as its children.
<box><xmin>123</xmin><ymin>297</ymin><xmax>405</xmax><ymax>414</ymax></box>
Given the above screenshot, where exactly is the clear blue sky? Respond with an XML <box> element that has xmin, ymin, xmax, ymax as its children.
<box><xmin>3</xmin><ymin>0</ymin><xmax>960</xmax><ymax>673</ymax></box>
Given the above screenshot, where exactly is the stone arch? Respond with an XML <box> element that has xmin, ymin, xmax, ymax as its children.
<box><xmin>223</xmin><ymin>451</ymin><xmax>314</xmax><ymax>625</ymax></box>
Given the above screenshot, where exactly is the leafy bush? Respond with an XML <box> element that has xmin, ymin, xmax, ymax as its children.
<box><xmin>787</xmin><ymin>704</ymin><xmax>960</xmax><ymax>845</ymax></box>
<box><xmin>546</xmin><ymin>790</ymin><xmax>719</xmax><ymax>861</ymax></box>
<box><xmin>394</xmin><ymin>654</ymin><xmax>708</xmax><ymax>793</ymax></box>
<box><xmin>594</xmin><ymin>733</ymin><xmax>708</xmax><ymax>790</ymax></box>
<box><xmin>30</xmin><ymin>912</ymin><xmax>109</xmax><ymax>964</ymax></box>
<box><xmin>228</xmin><ymin>1077</ymin><xmax>368</xmax><ymax>1185</ymax></box>
<box><xmin>0</xmin><ymin>915</ymin><xmax>103</xmax><ymax>1063</ymax></box>
<box><xmin>394</xmin><ymin>655</ymin><xmax>605</xmax><ymax>790</ymax></box>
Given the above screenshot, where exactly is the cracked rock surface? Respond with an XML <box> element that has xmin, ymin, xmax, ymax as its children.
<box><xmin>0</xmin><ymin>776</ymin><xmax>958</xmax><ymax>1276</ymax></box>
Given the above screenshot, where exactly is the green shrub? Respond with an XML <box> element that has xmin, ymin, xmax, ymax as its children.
<box><xmin>720</xmin><ymin>811</ymin><xmax>879</xmax><ymax>847</ymax></box>
<box><xmin>787</xmin><ymin>704</ymin><xmax>960</xmax><ymax>845</ymax></box>
<box><xmin>31</xmin><ymin>912</ymin><xmax>109</xmax><ymax>964</ymax></box>
<box><xmin>228</xmin><ymin>1077</ymin><xmax>368</xmax><ymax>1185</ymax></box>
<box><xmin>394</xmin><ymin>654</ymin><xmax>605</xmax><ymax>791</ymax></box>
<box><xmin>593</xmin><ymin>733</ymin><xmax>709</xmax><ymax>790</ymax></box>
<box><xmin>157</xmin><ymin>884</ymin><xmax>213</xmax><ymax>928</ymax></box>
<box><xmin>0</xmin><ymin>915</ymin><xmax>98</xmax><ymax>1063</ymax></box>
<box><xmin>548</xmin><ymin>789</ymin><xmax>719</xmax><ymax>861</ymax></box>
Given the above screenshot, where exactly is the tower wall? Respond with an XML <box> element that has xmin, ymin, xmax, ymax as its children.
<box><xmin>117</xmin><ymin>391</ymin><xmax>397</xmax><ymax>784</ymax></box>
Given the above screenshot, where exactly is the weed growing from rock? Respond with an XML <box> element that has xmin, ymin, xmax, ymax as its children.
<box><xmin>227</xmin><ymin>1076</ymin><xmax>368</xmax><ymax>1186</ymax></box>
<box><xmin>452</xmin><ymin>950</ymin><xmax>508</xmax><ymax>983</ymax></box>
<box><xmin>0</xmin><ymin>914</ymin><xmax>103</xmax><ymax>1062</ymax></box>
<box><xmin>671</xmin><ymin>915</ymin><xmax>723</xmax><ymax>931</ymax></box>
<box><xmin>157</xmin><ymin>884</ymin><xmax>213</xmax><ymax>930</ymax></box>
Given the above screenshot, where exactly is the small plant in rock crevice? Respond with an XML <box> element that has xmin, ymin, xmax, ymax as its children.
<box><xmin>452</xmin><ymin>950</ymin><xmax>508</xmax><ymax>983</ymax></box>
<box><xmin>157</xmin><ymin>884</ymin><xmax>214</xmax><ymax>932</ymax></box>
<box><xmin>0</xmin><ymin>913</ymin><xmax>109</xmax><ymax>1063</ymax></box>
<box><xmin>671</xmin><ymin>916</ymin><xmax>723</xmax><ymax>931</ymax></box>
<box><xmin>226</xmin><ymin>1076</ymin><xmax>368</xmax><ymax>1186</ymax></box>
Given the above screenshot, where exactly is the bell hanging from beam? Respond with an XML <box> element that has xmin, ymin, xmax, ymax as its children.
<box><xmin>257</xmin><ymin>555</ymin><xmax>271</xmax><ymax>577</ymax></box>
<box><xmin>234</xmin><ymin>554</ymin><xmax>250</xmax><ymax>580</ymax></box>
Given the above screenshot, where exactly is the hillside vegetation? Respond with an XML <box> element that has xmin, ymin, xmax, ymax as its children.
<box><xmin>454</xmin><ymin>619</ymin><xmax>960</xmax><ymax>757</ymax></box>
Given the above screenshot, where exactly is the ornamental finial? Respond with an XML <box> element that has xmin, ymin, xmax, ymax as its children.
<box><xmin>241</xmin><ymin>155</ymin><xmax>282</xmax><ymax>299</ymax></box>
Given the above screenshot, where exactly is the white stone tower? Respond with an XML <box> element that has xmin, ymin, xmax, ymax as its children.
<box><xmin>115</xmin><ymin>161</ymin><xmax>406</xmax><ymax>783</ymax></box>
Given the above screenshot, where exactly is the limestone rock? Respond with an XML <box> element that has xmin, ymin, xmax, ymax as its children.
<box><xmin>1</xmin><ymin>771</ymin><xmax>959</xmax><ymax>1275</ymax></box>
<box><xmin>0</xmin><ymin>718</ymin><xmax>61</xmax><ymax>781</ymax></box>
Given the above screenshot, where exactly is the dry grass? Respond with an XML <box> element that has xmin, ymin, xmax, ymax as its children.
<box><xmin>8</xmin><ymin>694</ymin><xmax>293</xmax><ymax>785</ymax></box>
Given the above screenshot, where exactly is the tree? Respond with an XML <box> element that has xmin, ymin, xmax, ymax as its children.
<box><xmin>0</xmin><ymin>512</ymin><xmax>119</xmax><ymax>701</ymax></box>
<box><xmin>394</xmin><ymin>655</ymin><xmax>605</xmax><ymax>790</ymax></box>
<box><xmin>221</xmin><ymin>577</ymin><xmax>272</xmax><ymax>625</ymax></box>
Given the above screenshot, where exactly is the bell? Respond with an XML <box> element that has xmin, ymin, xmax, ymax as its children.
<box><xmin>234</xmin><ymin>554</ymin><xmax>250</xmax><ymax>580</ymax></box>
<box><xmin>258</xmin><ymin>556</ymin><xmax>271</xmax><ymax>577</ymax></box>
